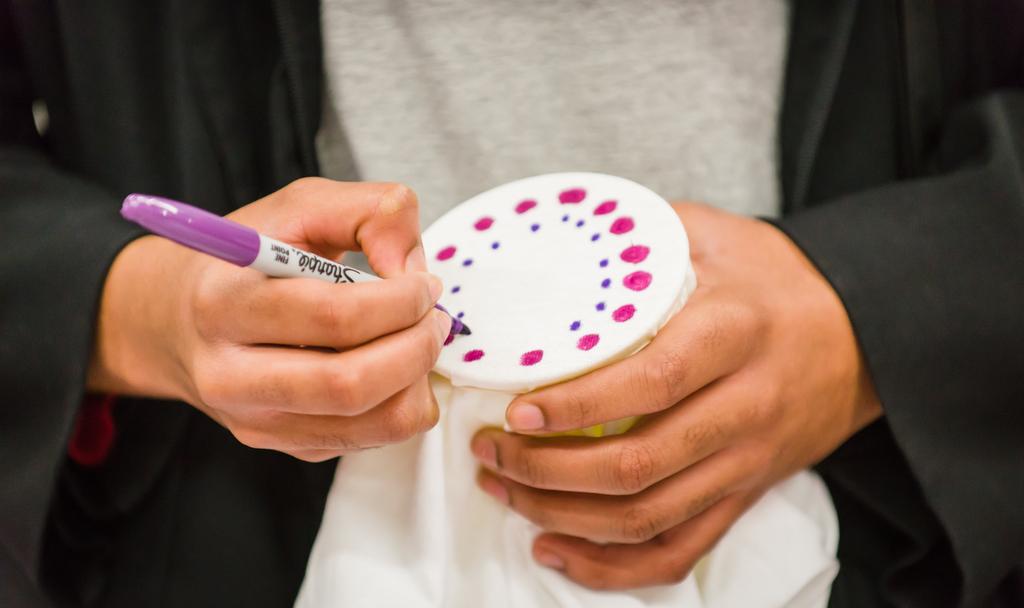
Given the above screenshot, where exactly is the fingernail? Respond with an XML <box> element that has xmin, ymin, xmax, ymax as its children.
<box><xmin>425</xmin><ymin>273</ymin><xmax>443</xmax><ymax>301</ymax></box>
<box><xmin>536</xmin><ymin>551</ymin><xmax>565</xmax><ymax>571</ymax></box>
<box><xmin>477</xmin><ymin>475</ymin><xmax>509</xmax><ymax>505</ymax></box>
<box><xmin>406</xmin><ymin>243</ymin><xmax>427</xmax><ymax>272</ymax></box>
<box><xmin>507</xmin><ymin>403</ymin><xmax>545</xmax><ymax>432</ymax></box>
<box><xmin>471</xmin><ymin>437</ymin><xmax>498</xmax><ymax>469</ymax></box>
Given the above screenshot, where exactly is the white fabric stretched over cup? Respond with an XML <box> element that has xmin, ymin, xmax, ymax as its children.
<box><xmin>296</xmin><ymin>174</ymin><xmax>839</xmax><ymax>607</ymax></box>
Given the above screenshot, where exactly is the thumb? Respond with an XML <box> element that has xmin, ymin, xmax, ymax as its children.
<box><xmin>244</xmin><ymin>178</ymin><xmax>426</xmax><ymax>277</ymax></box>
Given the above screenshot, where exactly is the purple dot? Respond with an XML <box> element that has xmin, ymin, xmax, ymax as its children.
<box><xmin>610</xmin><ymin>217</ymin><xmax>635</xmax><ymax>235</ymax></box>
<box><xmin>559</xmin><ymin>188</ymin><xmax>587</xmax><ymax>204</ymax></box>
<box><xmin>474</xmin><ymin>217</ymin><xmax>494</xmax><ymax>231</ymax></box>
<box><xmin>599</xmin><ymin>258</ymin><xmax>609</xmax><ymax>268</ymax></box>
<box><xmin>463</xmin><ymin>349</ymin><xmax>485</xmax><ymax>362</ymax></box>
<box><xmin>577</xmin><ymin>333</ymin><xmax>600</xmax><ymax>351</ymax></box>
<box><xmin>575</xmin><ymin>219</ymin><xmax>585</xmax><ymax>228</ymax></box>
<box><xmin>520</xmin><ymin>350</ymin><xmax>544</xmax><ymax>366</ymax></box>
<box><xmin>620</xmin><ymin>245</ymin><xmax>650</xmax><ymax>264</ymax></box>
<box><xmin>515</xmin><ymin>199</ymin><xmax>537</xmax><ymax>214</ymax></box>
<box><xmin>596</xmin><ymin>301</ymin><xmax>606</xmax><ymax>311</ymax></box>
<box><xmin>444</xmin><ymin>334</ymin><xmax>454</xmax><ymax>346</ymax></box>
<box><xmin>457</xmin><ymin>311</ymin><xmax>465</xmax><ymax>318</ymax></box>
<box><xmin>594</xmin><ymin>200</ymin><xmax>618</xmax><ymax>215</ymax></box>
<box><xmin>591</xmin><ymin>233</ymin><xmax>600</xmax><ymax>241</ymax></box>
<box><xmin>530</xmin><ymin>223</ymin><xmax>540</xmax><ymax>232</ymax></box>
<box><xmin>562</xmin><ymin>214</ymin><xmax>570</xmax><ymax>222</ymax></box>
<box><xmin>623</xmin><ymin>271</ymin><xmax>652</xmax><ymax>291</ymax></box>
<box><xmin>462</xmin><ymin>258</ymin><xmax>473</xmax><ymax>266</ymax></box>
<box><xmin>613</xmin><ymin>304</ymin><xmax>636</xmax><ymax>322</ymax></box>
<box><xmin>570</xmin><ymin>320</ymin><xmax>581</xmax><ymax>331</ymax></box>
<box><xmin>491</xmin><ymin>241</ymin><xmax>500</xmax><ymax>249</ymax></box>
<box><xmin>437</xmin><ymin>246</ymin><xmax>456</xmax><ymax>261</ymax></box>
<box><xmin>601</xmin><ymin>278</ymin><xmax>611</xmax><ymax>288</ymax></box>
<box><xmin>452</xmin><ymin>285</ymin><xmax>461</xmax><ymax>293</ymax></box>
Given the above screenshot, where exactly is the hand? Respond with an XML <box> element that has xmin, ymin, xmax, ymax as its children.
<box><xmin>470</xmin><ymin>203</ymin><xmax>882</xmax><ymax>589</ymax></box>
<box><xmin>88</xmin><ymin>178</ymin><xmax>452</xmax><ymax>461</ymax></box>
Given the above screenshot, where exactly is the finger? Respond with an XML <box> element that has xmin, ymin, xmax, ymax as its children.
<box><xmin>204</xmin><ymin>308</ymin><xmax>449</xmax><ymax>416</ymax></box>
<box><xmin>242</xmin><ymin>178</ymin><xmax>425</xmax><ymax>276</ymax></box>
<box><xmin>224</xmin><ymin>272</ymin><xmax>442</xmax><ymax>348</ymax></box>
<box><xmin>472</xmin><ymin>377</ymin><xmax>753</xmax><ymax>495</ymax></box>
<box><xmin>476</xmin><ymin>447</ymin><xmax>754</xmax><ymax>544</ymax></box>
<box><xmin>232</xmin><ymin>378</ymin><xmax>439</xmax><ymax>452</ymax></box>
<box><xmin>505</xmin><ymin>291</ymin><xmax>759</xmax><ymax>434</ymax></box>
<box><xmin>532</xmin><ymin>492</ymin><xmax>754</xmax><ymax>591</ymax></box>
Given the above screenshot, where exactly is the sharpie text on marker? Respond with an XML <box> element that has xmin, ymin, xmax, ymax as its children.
<box><xmin>120</xmin><ymin>193</ymin><xmax>469</xmax><ymax>336</ymax></box>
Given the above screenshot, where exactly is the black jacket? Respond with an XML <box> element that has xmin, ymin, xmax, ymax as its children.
<box><xmin>1</xmin><ymin>1</ymin><xmax>1022</xmax><ymax>607</ymax></box>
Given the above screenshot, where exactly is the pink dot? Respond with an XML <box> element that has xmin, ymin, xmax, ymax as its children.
<box><xmin>436</xmin><ymin>246</ymin><xmax>456</xmax><ymax>261</ymax></box>
<box><xmin>474</xmin><ymin>217</ymin><xmax>494</xmax><ymax>231</ymax></box>
<box><xmin>593</xmin><ymin>200</ymin><xmax>617</xmax><ymax>215</ymax></box>
<box><xmin>520</xmin><ymin>350</ymin><xmax>544</xmax><ymax>366</ymax></box>
<box><xmin>623</xmin><ymin>271</ymin><xmax>652</xmax><ymax>291</ymax></box>
<box><xmin>612</xmin><ymin>304</ymin><xmax>636</xmax><ymax>322</ymax></box>
<box><xmin>577</xmin><ymin>334</ymin><xmax>600</xmax><ymax>351</ymax></box>
<box><xmin>463</xmin><ymin>349</ymin><xmax>485</xmax><ymax>362</ymax></box>
<box><xmin>620</xmin><ymin>245</ymin><xmax>650</xmax><ymax>264</ymax></box>
<box><xmin>610</xmin><ymin>217</ymin><xmax>635</xmax><ymax>235</ymax></box>
<box><xmin>559</xmin><ymin>188</ymin><xmax>587</xmax><ymax>204</ymax></box>
<box><xmin>515</xmin><ymin>199</ymin><xmax>537</xmax><ymax>214</ymax></box>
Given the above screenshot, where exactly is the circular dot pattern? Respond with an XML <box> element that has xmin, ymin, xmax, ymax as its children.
<box><xmin>620</xmin><ymin>245</ymin><xmax>650</xmax><ymax>264</ymax></box>
<box><xmin>624</xmin><ymin>271</ymin><xmax>652</xmax><ymax>291</ymax></box>
<box><xmin>425</xmin><ymin>172</ymin><xmax>691</xmax><ymax>392</ymax></box>
<box><xmin>559</xmin><ymin>188</ymin><xmax>587</xmax><ymax>204</ymax></box>
<box><xmin>613</xmin><ymin>304</ymin><xmax>636</xmax><ymax>322</ymax></box>
<box><xmin>520</xmin><ymin>350</ymin><xmax>544</xmax><ymax>366</ymax></box>
<box><xmin>515</xmin><ymin>199</ymin><xmax>537</xmax><ymax>214</ymax></box>
<box><xmin>610</xmin><ymin>217</ymin><xmax>635</xmax><ymax>235</ymax></box>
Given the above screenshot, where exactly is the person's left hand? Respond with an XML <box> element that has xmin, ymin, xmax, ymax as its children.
<box><xmin>469</xmin><ymin>202</ymin><xmax>883</xmax><ymax>590</ymax></box>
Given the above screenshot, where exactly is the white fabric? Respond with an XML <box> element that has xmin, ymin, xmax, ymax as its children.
<box><xmin>296</xmin><ymin>379</ymin><xmax>839</xmax><ymax>608</ymax></box>
<box><xmin>297</xmin><ymin>174</ymin><xmax>839</xmax><ymax>607</ymax></box>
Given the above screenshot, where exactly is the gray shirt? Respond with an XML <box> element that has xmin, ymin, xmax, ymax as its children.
<box><xmin>318</xmin><ymin>0</ymin><xmax>789</xmax><ymax>227</ymax></box>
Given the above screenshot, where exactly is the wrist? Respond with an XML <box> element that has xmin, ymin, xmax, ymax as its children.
<box><xmin>86</xmin><ymin>236</ymin><xmax>194</xmax><ymax>400</ymax></box>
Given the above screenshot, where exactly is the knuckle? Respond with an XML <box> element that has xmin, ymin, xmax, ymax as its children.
<box><xmin>662</xmin><ymin>561</ymin><xmax>695</xmax><ymax>585</ymax></box>
<box><xmin>619</xmin><ymin>504</ymin><xmax>663</xmax><ymax>543</ymax></box>
<box><xmin>282</xmin><ymin>176</ymin><xmax>326</xmax><ymax>203</ymax></box>
<box><xmin>379</xmin><ymin>182</ymin><xmax>419</xmax><ymax>213</ymax></box>
<box><xmin>190</xmin><ymin>278</ymin><xmax>224</xmax><ymax>339</ymax></box>
<box><xmin>561</xmin><ymin>391</ymin><xmax>596</xmax><ymax>429</ymax></box>
<box><xmin>516</xmin><ymin>450</ymin><xmax>549</xmax><ymax>487</ymax></box>
<box><xmin>324</xmin><ymin>365</ymin><xmax>364</xmax><ymax>411</ymax></box>
<box><xmin>611</xmin><ymin>443</ymin><xmax>657</xmax><ymax>494</ymax></box>
<box><xmin>302</xmin><ymin>430</ymin><xmax>360</xmax><ymax>452</ymax></box>
<box><xmin>312</xmin><ymin>297</ymin><xmax>350</xmax><ymax>335</ymax></box>
<box><xmin>231</xmin><ymin>426</ymin><xmax>272</xmax><ymax>451</ymax></box>
<box><xmin>380</xmin><ymin>402</ymin><xmax>421</xmax><ymax>443</ymax></box>
<box><xmin>653</xmin><ymin>349</ymin><xmax>688</xmax><ymax>403</ymax></box>
<box><xmin>413</xmin><ymin>320</ymin><xmax>443</xmax><ymax>370</ymax></box>
<box><xmin>680</xmin><ymin>418</ymin><xmax>722</xmax><ymax>452</ymax></box>
<box><xmin>191</xmin><ymin>361</ymin><xmax>230</xmax><ymax>409</ymax></box>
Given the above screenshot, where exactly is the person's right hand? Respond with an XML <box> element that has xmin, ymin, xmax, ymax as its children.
<box><xmin>87</xmin><ymin>178</ymin><xmax>451</xmax><ymax>461</ymax></box>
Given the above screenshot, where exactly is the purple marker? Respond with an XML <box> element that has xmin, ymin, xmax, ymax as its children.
<box><xmin>120</xmin><ymin>194</ymin><xmax>470</xmax><ymax>338</ymax></box>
